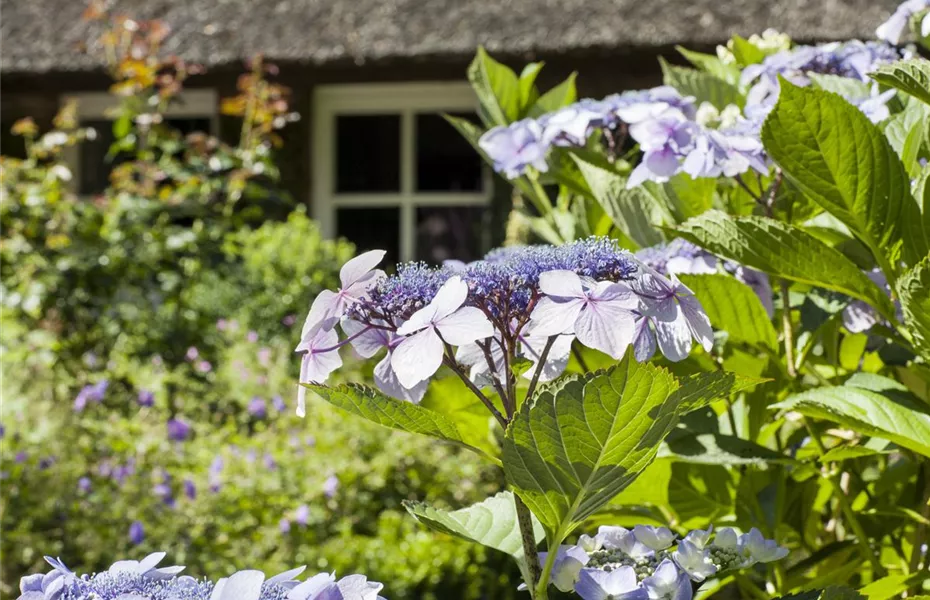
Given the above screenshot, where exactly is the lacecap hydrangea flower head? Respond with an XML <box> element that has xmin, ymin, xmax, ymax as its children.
<box><xmin>532</xmin><ymin>524</ymin><xmax>788</xmax><ymax>600</ymax></box>
<box><xmin>18</xmin><ymin>553</ymin><xmax>385</xmax><ymax>600</ymax></box>
<box><xmin>293</xmin><ymin>238</ymin><xmax>714</xmax><ymax>412</ymax></box>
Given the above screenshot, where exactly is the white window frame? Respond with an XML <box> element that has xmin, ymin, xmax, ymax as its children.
<box><xmin>311</xmin><ymin>82</ymin><xmax>492</xmax><ymax>262</ymax></box>
<box><xmin>59</xmin><ymin>89</ymin><xmax>218</xmax><ymax>197</ymax></box>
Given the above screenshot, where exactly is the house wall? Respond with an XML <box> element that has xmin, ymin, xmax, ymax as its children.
<box><xmin>1</xmin><ymin>48</ymin><xmax>670</xmax><ymax>253</ymax></box>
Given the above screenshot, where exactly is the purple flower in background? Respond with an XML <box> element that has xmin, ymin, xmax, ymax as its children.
<box><xmin>258</xmin><ymin>347</ymin><xmax>273</xmax><ymax>366</ymax></box>
<box><xmin>280</xmin><ymin>518</ymin><xmax>291</xmax><ymax>533</ymax></box>
<box><xmin>39</xmin><ymin>457</ymin><xmax>55</xmax><ymax>470</ymax></box>
<box><xmin>185</xmin><ymin>347</ymin><xmax>199</xmax><ymax>361</ymax></box>
<box><xmin>195</xmin><ymin>360</ymin><xmax>212</xmax><ymax>373</ymax></box>
<box><xmin>323</xmin><ymin>475</ymin><xmax>339</xmax><ymax>498</ymax></box>
<box><xmin>479</xmin><ymin>118</ymin><xmax>550</xmax><ymax>178</ymax></box>
<box><xmin>0</xmin><ymin>423</ymin><xmax>5</xmax><ymax>439</ymax></box>
<box><xmin>73</xmin><ymin>380</ymin><xmax>109</xmax><ymax>412</ymax></box>
<box><xmin>129</xmin><ymin>521</ymin><xmax>145</xmax><ymax>545</ymax></box>
<box><xmin>167</xmin><ymin>418</ymin><xmax>192</xmax><ymax>442</ymax></box>
<box><xmin>209</xmin><ymin>456</ymin><xmax>223</xmax><ymax>492</ymax></box>
<box><xmin>627</xmin><ymin>112</ymin><xmax>697</xmax><ymax>187</ymax></box>
<box><xmin>540</xmin><ymin>106</ymin><xmax>602</xmax><ymax>146</ymax></box>
<box><xmin>78</xmin><ymin>477</ymin><xmax>92</xmax><ymax>493</ymax></box>
<box><xmin>294</xmin><ymin>504</ymin><xmax>310</xmax><ymax>526</ymax></box>
<box><xmin>247</xmin><ymin>397</ymin><xmax>267</xmax><ymax>419</ymax></box>
<box><xmin>14</xmin><ymin>451</ymin><xmax>27</xmax><ymax>463</ymax></box>
<box><xmin>263</xmin><ymin>453</ymin><xmax>278</xmax><ymax>470</ymax></box>
<box><xmin>217</xmin><ymin>318</ymin><xmax>229</xmax><ymax>331</ymax></box>
<box><xmin>153</xmin><ymin>482</ymin><xmax>174</xmax><ymax>507</ymax></box>
<box><xmin>137</xmin><ymin>390</ymin><xmax>155</xmax><ymax>407</ymax></box>
<box><xmin>283</xmin><ymin>314</ymin><xmax>297</xmax><ymax>327</ymax></box>
<box><xmin>272</xmin><ymin>395</ymin><xmax>286</xmax><ymax>412</ymax></box>
<box><xmin>247</xmin><ymin>330</ymin><xmax>259</xmax><ymax>343</ymax></box>
<box><xmin>183</xmin><ymin>478</ymin><xmax>196</xmax><ymax>500</ymax></box>
<box><xmin>849</xmin><ymin>88</ymin><xmax>897</xmax><ymax>123</ymax></box>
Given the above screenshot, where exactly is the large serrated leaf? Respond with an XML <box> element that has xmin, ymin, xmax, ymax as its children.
<box><xmin>660</xmin><ymin>432</ymin><xmax>785</xmax><ymax>466</ymax></box>
<box><xmin>675</xmin><ymin>210</ymin><xmax>896</xmax><ymax>320</ymax></box>
<box><xmin>404</xmin><ymin>491</ymin><xmax>544</xmax><ymax>559</ymax></box>
<box><xmin>670</xmin><ymin>370</ymin><xmax>766</xmax><ymax>413</ymax></box>
<box><xmin>773</xmin><ymin>386</ymin><xmax>930</xmax><ymax>458</ymax></box>
<box><xmin>571</xmin><ymin>154</ymin><xmax>668</xmax><ymax>248</ymax></box>
<box><xmin>503</xmin><ymin>352</ymin><xmax>680</xmax><ymax>532</ymax></box>
<box><xmin>660</xmin><ymin>58</ymin><xmax>744</xmax><ymax>110</ymax></box>
<box><xmin>307</xmin><ymin>383</ymin><xmax>501</xmax><ymax>464</ymax></box>
<box><xmin>761</xmin><ymin>81</ymin><xmax>911</xmax><ymax>271</ymax></box>
<box><xmin>897</xmin><ymin>255</ymin><xmax>930</xmax><ymax>362</ymax></box>
<box><xmin>678</xmin><ymin>273</ymin><xmax>777</xmax><ymax>350</ymax></box>
<box><xmin>871</xmin><ymin>58</ymin><xmax>930</xmax><ymax>107</ymax></box>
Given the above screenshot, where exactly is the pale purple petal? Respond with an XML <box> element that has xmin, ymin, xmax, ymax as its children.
<box><xmin>391</xmin><ymin>327</ymin><xmax>444</xmax><ymax>388</ymax></box>
<box><xmin>529</xmin><ymin>296</ymin><xmax>585</xmax><ymax>336</ymax></box>
<box><xmin>521</xmin><ymin>334</ymin><xmax>574</xmax><ymax>383</ymax></box>
<box><xmin>587</xmin><ymin>281</ymin><xmax>638</xmax><ymax>307</ymax></box>
<box><xmin>396</xmin><ymin>277</ymin><xmax>468</xmax><ymax>335</ymax></box>
<box><xmin>574</xmin><ymin>301</ymin><xmax>636</xmax><ymax>359</ymax></box>
<box><xmin>632</xmin><ymin>317</ymin><xmax>657</xmax><ymax>362</ymax></box>
<box><xmin>339</xmin><ymin>250</ymin><xmax>386</xmax><ymax>289</ymax></box>
<box><xmin>539</xmin><ymin>270</ymin><xmax>585</xmax><ymax>298</ymax></box>
<box><xmin>286</xmin><ymin>572</ymin><xmax>336</xmax><ymax>600</ymax></box>
<box><xmin>679</xmin><ymin>294</ymin><xmax>713</xmax><ymax>352</ymax></box>
<box><xmin>213</xmin><ymin>570</ymin><xmax>264</xmax><ymax>600</ymax></box>
<box><xmin>375</xmin><ymin>354</ymin><xmax>428</xmax><ymax>403</ymax></box>
<box><xmin>300</xmin><ymin>290</ymin><xmax>340</xmax><ymax>340</ymax></box>
<box><xmin>341</xmin><ymin>319</ymin><xmax>389</xmax><ymax>359</ymax></box>
<box><xmin>435</xmin><ymin>306</ymin><xmax>494</xmax><ymax>345</ymax></box>
<box><xmin>575</xmin><ymin>567</ymin><xmax>643</xmax><ymax>600</ymax></box>
<box><xmin>653</xmin><ymin>308</ymin><xmax>692</xmax><ymax>362</ymax></box>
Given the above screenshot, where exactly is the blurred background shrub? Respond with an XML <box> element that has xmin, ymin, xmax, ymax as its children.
<box><xmin>0</xmin><ymin>7</ymin><xmax>516</xmax><ymax>598</ymax></box>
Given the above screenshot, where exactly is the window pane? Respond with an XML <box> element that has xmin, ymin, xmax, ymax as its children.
<box><xmin>1</xmin><ymin>120</ymin><xmax>27</xmax><ymax>159</ymax></box>
<box><xmin>416</xmin><ymin>206</ymin><xmax>486</xmax><ymax>263</ymax></box>
<box><xmin>78</xmin><ymin>117</ymin><xmax>212</xmax><ymax>196</ymax></box>
<box><xmin>415</xmin><ymin>112</ymin><xmax>483</xmax><ymax>192</ymax></box>
<box><xmin>337</xmin><ymin>207</ymin><xmax>400</xmax><ymax>266</ymax></box>
<box><xmin>335</xmin><ymin>115</ymin><xmax>400</xmax><ymax>193</ymax></box>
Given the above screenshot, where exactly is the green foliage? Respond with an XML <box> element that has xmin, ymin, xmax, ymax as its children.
<box><xmin>678</xmin><ymin>273</ymin><xmax>778</xmax><ymax>350</ymax></box>
<box><xmin>896</xmin><ymin>256</ymin><xmax>930</xmax><ymax>362</ymax></box>
<box><xmin>659</xmin><ymin>58</ymin><xmax>745</xmax><ymax>110</ymax></box>
<box><xmin>871</xmin><ymin>58</ymin><xmax>930</xmax><ymax>107</ymax></box>
<box><xmin>761</xmin><ymin>81</ymin><xmax>919</xmax><ymax>271</ymax></box>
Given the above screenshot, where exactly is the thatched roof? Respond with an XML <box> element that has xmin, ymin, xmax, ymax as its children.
<box><xmin>0</xmin><ymin>0</ymin><xmax>903</xmax><ymax>74</ymax></box>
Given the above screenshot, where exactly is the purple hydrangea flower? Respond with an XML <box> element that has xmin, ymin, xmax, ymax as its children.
<box><xmin>183</xmin><ymin>478</ymin><xmax>197</xmax><ymax>500</ymax></box>
<box><xmin>247</xmin><ymin>397</ymin><xmax>267</xmax><ymax>419</ymax></box>
<box><xmin>137</xmin><ymin>390</ymin><xmax>155</xmax><ymax>407</ymax></box>
<box><xmin>129</xmin><ymin>521</ymin><xmax>145</xmax><ymax>545</ymax></box>
<box><xmin>166</xmin><ymin>418</ymin><xmax>192</xmax><ymax>442</ymax></box>
<box><xmin>185</xmin><ymin>347</ymin><xmax>199</xmax><ymax>361</ymax></box>
<box><xmin>78</xmin><ymin>477</ymin><xmax>92</xmax><ymax>493</ymax></box>
<box><xmin>323</xmin><ymin>475</ymin><xmax>339</xmax><ymax>498</ymax></box>
<box><xmin>294</xmin><ymin>504</ymin><xmax>310</xmax><ymax>526</ymax></box>
<box><xmin>73</xmin><ymin>380</ymin><xmax>109</xmax><ymax>412</ymax></box>
<box><xmin>478</xmin><ymin>119</ymin><xmax>550</xmax><ymax>178</ymax></box>
<box><xmin>272</xmin><ymin>395</ymin><xmax>286</xmax><ymax>412</ymax></box>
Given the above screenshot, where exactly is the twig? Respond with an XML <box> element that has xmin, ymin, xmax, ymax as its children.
<box><xmin>571</xmin><ymin>344</ymin><xmax>589</xmax><ymax>372</ymax></box>
<box><xmin>524</xmin><ymin>336</ymin><xmax>556</xmax><ymax>406</ymax></box>
<box><xmin>442</xmin><ymin>349</ymin><xmax>507</xmax><ymax>428</ymax></box>
<box><xmin>781</xmin><ymin>279</ymin><xmax>797</xmax><ymax>378</ymax></box>
<box><xmin>514</xmin><ymin>493</ymin><xmax>542</xmax><ymax>598</ymax></box>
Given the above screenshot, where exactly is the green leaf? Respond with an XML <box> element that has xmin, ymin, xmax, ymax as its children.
<box><xmin>675</xmin><ymin>210</ymin><xmax>897</xmax><ymax>321</ymax></box>
<box><xmin>775</xmin><ymin>588</ymin><xmax>865</xmax><ymax>600</ymax></box>
<box><xmin>468</xmin><ymin>47</ymin><xmax>520</xmax><ymax>126</ymax></box>
<box><xmin>503</xmin><ymin>352</ymin><xmax>681</xmax><ymax>532</ymax></box>
<box><xmin>897</xmin><ymin>255</ymin><xmax>930</xmax><ymax>362</ymax></box>
<box><xmin>882</xmin><ymin>102</ymin><xmax>929</xmax><ymax>178</ymax></box>
<box><xmin>871</xmin><ymin>58</ymin><xmax>930</xmax><ymax>107</ymax></box>
<box><xmin>730</xmin><ymin>35</ymin><xmax>766</xmax><ymax>66</ymax></box>
<box><xmin>859</xmin><ymin>573</ymin><xmax>924</xmax><ymax>599</ymax></box>
<box><xmin>518</xmin><ymin>62</ymin><xmax>544</xmax><ymax>114</ymax></box>
<box><xmin>808</xmin><ymin>73</ymin><xmax>871</xmax><ymax>99</ymax></box>
<box><xmin>677</xmin><ymin>273</ymin><xmax>777</xmax><ymax>350</ymax></box>
<box><xmin>907</xmin><ymin>165</ymin><xmax>930</xmax><ymax>262</ymax></box>
<box><xmin>404</xmin><ymin>491</ymin><xmax>544</xmax><ymax>559</ymax></box>
<box><xmin>660</xmin><ymin>432</ymin><xmax>784</xmax><ymax>466</ymax></box>
<box><xmin>532</xmin><ymin>72</ymin><xmax>578</xmax><ymax>115</ymax></box>
<box><xmin>761</xmin><ymin>80</ymin><xmax>911</xmax><ymax>272</ymax></box>
<box><xmin>818</xmin><ymin>445</ymin><xmax>885</xmax><ymax>463</ymax></box>
<box><xmin>663</xmin><ymin>173</ymin><xmax>716</xmax><ymax>221</ymax></box>
<box><xmin>571</xmin><ymin>154</ymin><xmax>668</xmax><ymax>248</ymax></box>
<box><xmin>307</xmin><ymin>383</ymin><xmax>501</xmax><ymax>465</ymax></box>
<box><xmin>670</xmin><ymin>370</ymin><xmax>766</xmax><ymax>413</ymax></box>
<box><xmin>659</xmin><ymin>58</ymin><xmax>744</xmax><ymax>110</ymax></box>
<box><xmin>773</xmin><ymin>386</ymin><xmax>930</xmax><ymax>458</ymax></box>
<box><xmin>676</xmin><ymin>46</ymin><xmax>741</xmax><ymax>84</ymax></box>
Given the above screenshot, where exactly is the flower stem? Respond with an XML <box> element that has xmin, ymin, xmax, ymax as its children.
<box><xmin>780</xmin><ymin>279</ymin><xmax>797</xmax><ymax>378</ymax></box>
<box><xmin>524</xmin><ymin>336</ymin><xmax>556</xmax><ymax>406</ymax></box>
<box><xmin>513</xmin><ymin>492</ymin><xmax>542</xmax><ymax>598</ymax></box>
<box><xmin>442</xmin><ymin>350</ymin><xmax>507</xmax><ymax>428</ymax></box>
<box><xmin>803</xmin><ymin>418</ymin><xmax>886</xmax><ymax>577</ymax></box>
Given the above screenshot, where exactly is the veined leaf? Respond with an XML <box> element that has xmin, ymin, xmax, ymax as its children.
<box><xmin>675</xmin><ymin>46</ymin><xmax>741</xmax><ymax>84</ymax></box>
<box><xmin>773</xmin><ymin>386</ymin><xmax>930</xmax><ymax>458</ymax></box>
<box><xmin>307</xmin><ymin>383</ymin><xmax>501</xmax><ymax>465</ymax></box>
<box><xmin>675</xmin><ymin>210</ymin><xmax>896</xmax><ymax>321</ymax></box>
<box><xmin>664</xmin><ymin>173</ymin><xmax>716</xmax><ymax>221</ymax></box>
<box><xmin>660</xmin><ymin>58</ymin><xmax>744</xmax><ymax>110</ymax></box>
<box><xmin>818</xmin><ymin>446</ymin><xmax>885</xmax><ymax>463</ymax></box>
<box><xmin>761</xmin><ymin>81</ymin><xmax>911</xmax><ymax>272</ymax></box>
<box><xmin>678</xmin><ymin>273</ymin><xmax>777</xmax><ymax>350</ymax></box>
<box><xmin>897</xmin><ymin>255</ymin><xmax>930</xmax><ymax>362</ymax></box>
<box><xmin>404</xmin><ymin>491</ymin><xmax>544</xmax><ymax>559</ymax></box>
<box><xmin>809</xmin><ymin>73</ymin><xmax>871</xmax><ymax>99</ymax></box>
<box><xmin>660</xmin><ymin>432</ymin><xmax>785</xmax><ymax>466</ymax></box>
<box><xmin>503</xmin><ymin>352</ymin><xmax>680</xmax><ymax>532</ymax></box>
<box><xmin>468</xmin><ymin>47</ymin><xmax>520</xmax><ymax>126</ymax></box>
<box><xmin>517</xmin><ymin>62</ymin><xmax>544</xmax><ymax>114</ymax></box>
<box><xmin>730</xmin><ymin>35</ymin><xmax>766</xmax><ymax>66</ymax></box>
<box><xmin>670</xmin><ymin>370</ymin><xmax>766</xmax><ymax>413</ymax></box>
<box><xmin>572</xmin><ymin>154</ymin><xmax>668</xmax><ymax>248</ymax></box>
<box><xmin>871</xmin><ymin>58</ymin><xmax>930</xmax><ymax>107</ymax></box>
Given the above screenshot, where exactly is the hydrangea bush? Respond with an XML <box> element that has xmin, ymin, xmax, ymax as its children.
<box><xmin>292</xmin><ymin>1</ymin><xmax>930</xmax><ymax>598</ymax></box>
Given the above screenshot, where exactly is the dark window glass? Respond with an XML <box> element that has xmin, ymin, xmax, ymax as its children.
<box><xmin>78</xmin><ymin>117</ymin><xmax>211</xmax><ymax>195</ymax></box>
<box><xmin>416</xmin><ymin>206</ymin><xmax>487</xmax><ymax>263</ymax></box>
<box><xmin>337</xmin><ymin>207</ymin><xmax>400</xmax><ymax>266</ymax></box>
<box><xmin>1</xmin><ymin>120</ymin><xmax>28</xmax><ymax>159</ymax></box>
<box><xmin>335</xmin><ymin>115</ymin><xmax>400</xmax><ymax>193</ymax></box>
<box><xmin>415</xmin><ymin>112</ymin><xmax>483</xmax><ymax>192</ymax></box>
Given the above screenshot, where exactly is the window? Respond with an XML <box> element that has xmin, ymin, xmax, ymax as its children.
<box><xmin>60</xmin><ymin>90</ymin><xmax>217</xmax><ymax>196</ymax></box>
<box><xmin>312</xmin><ymin>83</ymin><xmax>492</xmax><ymax>264</ymax></box>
